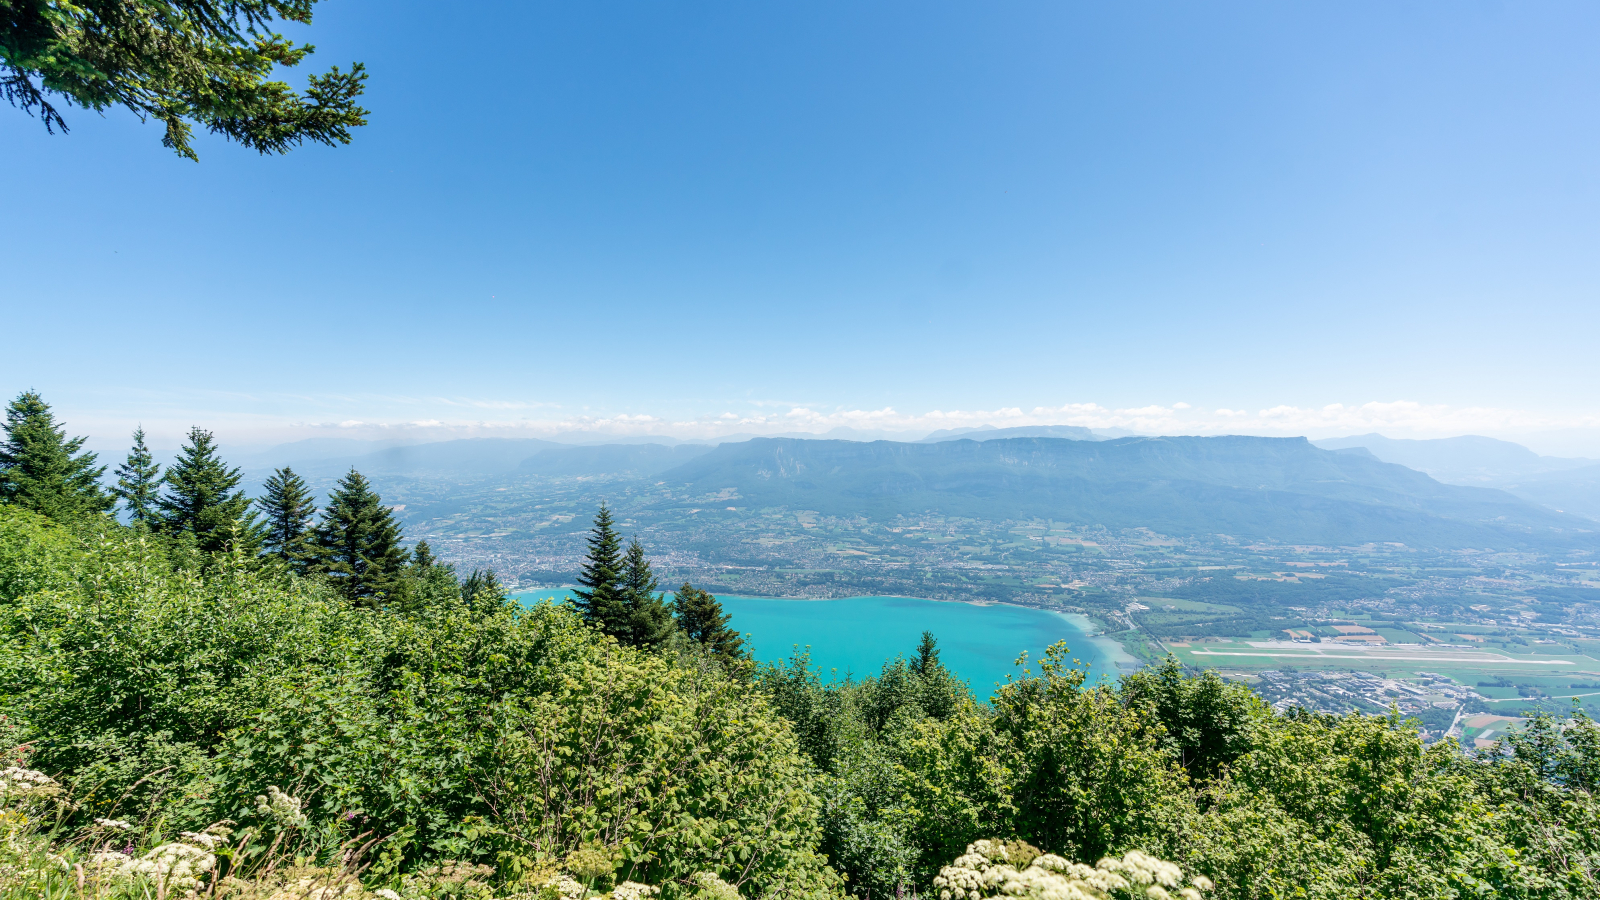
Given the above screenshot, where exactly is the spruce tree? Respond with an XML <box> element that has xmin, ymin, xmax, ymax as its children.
<box><xmin>257</xmin><ymin>466</ymin><xmax>317</xmax><ymax>571</ymax></box>
<box><xmin>673</xmin><ymin>582</ymin><xmax>746</xmax><ymax>664</ymax></box>
<box><xmin>155</xmin><ymin>427</ymin><xmax>259</xmax><ymax>552</ymax></box>
<box><xmin>0</xmin><ymin>390</ymin><xmax>113</xmax><ymax>520</ymax></box>
<box><xmin>914</xmin><ymin>630</ymin><xmax>943</xmax><ymax>677</ymax></box>
<box><xmin>404</xmin><ymin>540</ymin><xmax>464</xmax><ymax>612</ymax></box>
<box><xmin>571</xmin><ymin>503</ymin><xmax>628</xmax><ymax>638</ymax></box>
<box><xmin>412</xmin><ymin>540</ymin><xmax>439</xmax><ymax>571</ymax></box>
<box><xmin>461</xmin><ymin>567</ymin><xmax>508</xmax><ymax>612</ymax></box>
<box><xmin>3</xmin><ymin>0</ymin><xmax>368</xmax><ymax>161</ymax></box>
<box><xmin>620</xmin><ymin>538</ymin><xmax>674</xmax><ymax>649</ymax></box>
<box><xmin>112</xmin><ymin>427</ymin><xmax>162</xmax><ymax>527</ymax></box>
<box><xmin>313</xmin><ymin>468</ymin><xmax>409</xmax><ymax>607</ymax></box>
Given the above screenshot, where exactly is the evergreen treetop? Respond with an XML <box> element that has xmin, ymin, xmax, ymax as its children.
<box><xmin>914</xmin><ymin>630</ymin><xmax>943</xmax><ymax>677</ymax></box>
<box><xmin>461</xmin><ymin>567</ymin><xmax>509</xmax><ymax>613</ymax></box>
<box><xmin>112</xmin><ymin>427</ymin><xmax>162</xmax><ymax>528</ymax></box>
<box><xmin>155</xmin><ymin>427</ymin><xmax>258</xmax><ymax>553</ymax></box>
<box><xmin>674</xmin><ymin>582</ymin><xmax>746</xmax><ymax>664</ymax></box>
<box><xmin>0</xmin><ymin>391</ymin><xmax>113</xmax><ymax>520</ymax></box>
<box><xmin>572</xmin><ymin>503</ymin><xmax>628</xmax><ymax>638</ymax></box>
<box><xmin>257</xmin><ymin>466</ymin><xmax>317</xmax><ymax>571</ymax></box>
<box><xmin>313</xmin><ymin>468</ymin><xmax>409</xmax><ymax>607</ymax></box>
<box><xmin>2</xmin><ymin>0</ymin><xmax>369</xmax><ymax>160</ymax></box>
<box><xmin>620</xmin><ymin>537</ymin><xmax>674</xmax><ymax>649</ymax></box>
<box><xmin>412</xmin><ymin>540</ymin><xmax>439</xmax><ymax>571</ymax></box>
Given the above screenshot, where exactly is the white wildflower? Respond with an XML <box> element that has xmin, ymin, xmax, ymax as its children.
<box><xmin>373</xmin><ymin>890</ymin><xmax>403</xmax><ymax>900</ymax></box>
<box><xmin>0</xmin><ymin>766</ymin><xmax>63</xmax><ymax>807</ymax></box>
<box><xmin>86</xmin><ymin>828</ymin><xmax>229</xmax><ymax>892</ymax></box>
<box><xmin>94</xmin><ymin>817</ymin><xmax>133</xmax><ymax>831</ymax></box>
<box><xmin>179</xmin><ymin>829</ymin><xmax>228</xmax><ymax>850</ymax></box>
<box><xmin>612</xmin><ymin>881</ymin><xmax>659</xmax><ymax>900</ymax></box>
<box><xmin>690</xmin><ymin>872</ymin><xmax>742</xmax><ymax>900</ymax></box>
<box><xmin>544</xmin><ymin>873</ymin><xmax>587</xmax><ymax>900</ymax></box>
<box><xmin>255</xmin><ymin>785</ymin><xmax>310</xmax><ymax>828</ymax></box>
<box><xmin>127</xmin><ymin>840</ymin><xmax>217</xmax><ymax>891</ymax></box>
<box><xmin>265</xmin><ymin>876</ymin><xmax>365</xmax><ymax>900</ymax></box>
<box><xmin>933</xmin><ymin>841</ymin><xmax>1212</xmax><ymax>900</ymax></box>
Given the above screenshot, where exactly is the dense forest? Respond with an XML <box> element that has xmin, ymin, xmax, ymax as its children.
<box><xmin>3</xmin><ymin>391</ymin><xmax>1599</xmax><ymax>900</ymax></box>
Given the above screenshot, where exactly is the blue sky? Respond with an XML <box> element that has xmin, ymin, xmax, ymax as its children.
<box><xmin>5</xmin><ymin>1</ymin><xmax>1600</xmax><ymax>455</ymax></box>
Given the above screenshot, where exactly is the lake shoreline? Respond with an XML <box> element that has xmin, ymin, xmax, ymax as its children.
<box><xmin>509</xmin><ymin>588</ymin><xmax>1141</xmax><ymax>684</ymax></box>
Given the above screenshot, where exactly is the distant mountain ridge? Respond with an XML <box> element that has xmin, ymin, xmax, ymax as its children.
<box><xmin>1313</xmin><ymin>433</ymin><xmax>1600</xmax><ymax>520</ymax></box>
<box><xmin>657</xmin><ymin>435</ymin><xmax>1597</xmax><ymax>548</ymax></box>
<box><xmin>917</xmin><ymin>425</ymin><xmax>1106</xmax><ymax>442</ymax></box>
<box><xmin>520</xmin><ymin>443</ymin><xmax>714</xmax><ymax>476</ymax></box>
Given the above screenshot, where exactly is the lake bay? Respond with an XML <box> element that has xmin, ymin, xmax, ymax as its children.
<box><xmin>512</xmin><ymin>590</ymin><xmax>1131</xmax><ymax>695</ymax></box>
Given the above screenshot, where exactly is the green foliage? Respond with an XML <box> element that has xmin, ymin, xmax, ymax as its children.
<box><xmin>620</xmin><ymin>538</ymin><xmax>674</xmax><ymax>649</ymax></box>
<box><xmin>4</xmin><ymin>501</ymin><xmax>1600</xmax><ymax>900</ymax></box>
<box><xmin>0</xmin><ymin>504</ymin><xmax>842</xmax><ymax>900</ymax></box>
<box><xmin>460</xmin><ymin>565</ymin><xmax>508</xmax><ymax>611</ymax></box>
<box><xmin>313</xmin><ymin>467</ymin><xmax>410</xmax><ymax>607</ymax></box>
<box><xmin>1118</xmin><ymin>656</ymin><xmax>1269</xmax><ymax>781</ymax></box>
<box><xmin>155</xmin><ymin>426</ymin><xmax>260</xmax><ymax>553</ymax></box>
<box><xmin>673</xmin><ymin>583</ymin><xmax>746</xmax><ymax>665</ymax></box>
<box><xmin>0</xmin><ymin>390</ymin><xmax>112</xmax><ymax>520</ymax></box>
<box><xmin>257</xmin><ymin>464</ymin><xmax>318</xmax><ymax>571</ymax></box>
<box><xmin>989</xmin><ymin>645</ymin><xmax>1191</xmax><ymax>865</ymax></box>
<box><xmin>572</xmin><ymin>504</ymin><xmax>628</xmax><ymax>639</ymax></box>
<box><xmin>111</xmin><ymin>426</ymin><xmax>162</xmax><ymax>528</ymax></box>
<box><xmin>1</xmin><ymin>0</ymin><xmax>368</xmax><ymax>160</ymax></box>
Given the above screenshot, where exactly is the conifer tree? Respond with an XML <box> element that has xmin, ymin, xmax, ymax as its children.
<box><xmin>112</xmin><ymin>427</ymin><xmax>162</xmax><ymax>527</ymax></box>
<box><xmin>571</xmin><ymin>503</ymin><xmax>628</xmax><ymax>638</ymax></box>
<box><xmin>400</xmin><ymin>540</ymin><xmax>465</xmax><ymax>613</ymax></box>
<box><xmin>0</xmin><ymin>390</ymin><xmax>113</xmax><ymax>520</ymax></box>
<box><xmin>155</xmin><ymin>427</ymin><xmax>259</xmax><ymax>552</ymax></box>
<box><xmin>673</xmin><ymin>582</ymin><xmax>746</xmax><ymax>664</ymax></box>
<box><xmin>2</xmin><ymin>0</ymin><xmax>369</xmax><ymax>160</ymax></box>
<box><xmin>256</xmin><ymin>466</ymin><xmax>317</xmax><ymax>571</ymax></box>
<box><xmin>914</xmin><ymin>630</ymin><xmax>943</xmax><ymax>677</ymax></box>
<box><xmin>313</xmin><ymin>468</ymin><xmax>409</xmax><ymax>607</ymax></box>
<box><xmin>461</xmin><ymin>567</ymin><xmax>508</xmax><ymax>612</ymax></box>
<box><xmin>412</xmin><ymin>540</ymin><xmax>439</xmax><ymax>571</ymax></box>
<box><xmin>620</xmin><ymin>538</ymin><xmax>674</xmax><ymax>649</ymax></box>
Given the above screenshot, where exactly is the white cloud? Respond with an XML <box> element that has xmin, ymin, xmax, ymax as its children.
<box><xmin>64</xmin><ymin>386</ymin><xmax>1600</xmax><ymax>457</ymax></box>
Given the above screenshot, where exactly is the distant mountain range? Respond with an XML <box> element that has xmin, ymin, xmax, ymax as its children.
<box><xmin>656</xmin><ymin>435</ymin><xmax>1597</xmax><ymax>548</ymax></box>
<box><xmin>917</xmin><ymin>425</ymin><xmax>1107</xmax><ymax>442</ymax></box>
<box><xmin>519</xmin><ymin>443</ymin><xmax>714</xmax><ymax>477</ymax></box>
<box><xmin>232</xmin><ymin>430</ymin><xmax>1600</xmax><ymax>544</ymax></box>
<box><xmin>1312</xmin><ymin>433</ymin><xmax>1600</xmax><ymax>520</ymax></box>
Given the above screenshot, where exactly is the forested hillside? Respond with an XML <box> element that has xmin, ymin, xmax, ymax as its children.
<box><xmin>659</xmin><ymin>436</ymin><xmax>1597</xmax><ymax>548</ymax></box>
<box><xmin>2</xmin><ymin>391</ymin><xmax>1600</xmax><ymax>899</ymax></box>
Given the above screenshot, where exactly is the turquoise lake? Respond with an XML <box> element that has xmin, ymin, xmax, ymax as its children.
<box><xmin>511</xmin><ymin>590</ymin><xmax>1127</xmax><ymax>695</ymax></box>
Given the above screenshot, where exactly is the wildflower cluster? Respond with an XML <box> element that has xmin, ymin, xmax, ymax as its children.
<box><xmin>688</xmin><ymin>871</ymin><xmax>742</xmax><ymax>900</ymax></box>
<box><xmin>256</xmin><ymin>785</ymin><xmax>311</xmax><ymax>829</ymax></box>
<box><xmin>0</xmin><ymin>766</ymin><xmax>63</xmax><ymax>807</ymax></box>
<box><xmin>610</xmin><ymin>881</ymin><xmax>660</xmax><ymax>900</ymax></box>
<box><xmin>933</xmin><ymin>840</ymin><xmax>1213</xmax><ymax>900</ymax></box>
<box><xmin>87</xmin><ymin>825</ymin><xmax>231</xmax><ymax>892</ymax></box>
<box><xmin>527</xmin><ymin>870</ymin><xmax>668</xmax><ymax>900</ymax></box>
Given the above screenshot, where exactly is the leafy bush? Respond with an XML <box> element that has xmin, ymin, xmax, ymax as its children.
<box><xmin>4</xmin><ymin>504</ymin><xmax>1600</xmax><ymax>900</ymax></box>
<box><xmin>0</xmin><ymin>507</ymin><xmax>838</xmax><ymax>899</ymax></box>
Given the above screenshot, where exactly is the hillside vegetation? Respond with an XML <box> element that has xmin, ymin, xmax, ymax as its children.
<box><xmin>3</xmin><ymin>505</ymin><xmax>1600</xmax><ymax>899</ymax></box>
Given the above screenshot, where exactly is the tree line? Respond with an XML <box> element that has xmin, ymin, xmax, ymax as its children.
<box><xmin>0</xmin><ymin>390</ymin><xmax>473</xmax><ymax>607</ymax></box>
<box><xmin>0</xmin><ymin>390</ymin><xmax>745</xmax><ymax>659</ymax></box>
